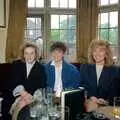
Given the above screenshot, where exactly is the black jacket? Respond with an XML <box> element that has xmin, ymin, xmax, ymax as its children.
<box><xmin>10</xmin><ymin>60</ymin><xmax>46</xmax><ymax>95</ymax></box>
<box><xmin>80</xmin><ymin>64</ymin><xmax>120</xmax><ymax>102</ymax></box>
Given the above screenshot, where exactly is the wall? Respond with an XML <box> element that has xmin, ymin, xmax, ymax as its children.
<box><xmin>0</xmin><ymin>0</ymin><xmax>9</xmax><ymax>63</ymax></box>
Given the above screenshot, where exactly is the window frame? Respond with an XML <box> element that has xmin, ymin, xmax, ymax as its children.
<box><xmin>27</xmin><ymin>0</ymin><xmax>77</xmax><ymax>62</ymax></box>
<box><xmin>99</xmin><ymin>0</ymin><xmax>120</xmax><ymax>60</ymax></box>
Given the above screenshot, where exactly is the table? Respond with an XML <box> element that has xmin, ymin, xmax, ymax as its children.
<box><xmin>97</xmin><ymin>106</ymin><xmax>120</xmax><ymax>120</ymax></box>
<box><xmin>16</xmin><ymin>106</ymin><xmax>117</xmax><ymax>120</ymax></box>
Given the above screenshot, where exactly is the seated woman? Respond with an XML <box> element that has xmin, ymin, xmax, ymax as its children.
<box><xmin>10</xmin><ymin>42</ymin><xmax>46</xmax><ymax>119</ymax></box>
<box><xmin>80</xmin><ymin>39</ymin><xmax>120</xmax><ymax>111</ymax></box>
<box><xmin>45</xmin><ymin>41</ymin><xmax>80</xmax><ymax>99</ymax></box>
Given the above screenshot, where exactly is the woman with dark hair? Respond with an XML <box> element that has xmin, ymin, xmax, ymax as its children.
<box><xmin>45</xmin><ymin>41</ymin><xmax>80</xmax><ymax>98</ymax></box>
<box><xmin>80</xmin><ymin>39</ymin><xmax>120</xmax><ymax>111</ymax></box>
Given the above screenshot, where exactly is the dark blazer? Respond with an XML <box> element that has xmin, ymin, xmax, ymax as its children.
<box><xmin>10</xmin><ymin>60</ymin><xmax>46</xmax><ymax>95</ymax></box>
<box><xmin>45</xmin><ymin>60</ymin><xmax>80</xmax><ymax>90</ymax></box>
<box><xmin>80</xmin><ymin>64</ymin><xmax>120</xmax><ymax>101</ymax></box>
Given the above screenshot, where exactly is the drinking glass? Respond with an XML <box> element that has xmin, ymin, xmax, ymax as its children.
<box><xmin>48</xmin><ymin>105</ymin><xmax>69</xmax><ymax>120</ymax></box>
<box><xmin>30</xmin><ymin>103</ymin><xmax>38</xmax><ymax>118</ymax></box>
<box><xmin>46</xmin><ymin>87</ymin><xmax>53</xmax><ymax>107</ymax></box>
<box><xmin>113</xmin><ymin>97</ymin><xmax>120</xmax><ymax>119</ymax></box>
<box><xmin>48</xmin><ymin>106</ymin><xmax>61</xmax><ymax>120</ymax></box>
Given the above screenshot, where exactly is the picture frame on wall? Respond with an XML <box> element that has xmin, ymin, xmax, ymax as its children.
<box><xmin>0</xmin><ymin>0</ymin><xmax>6</xmax><ymax>27</ymax></box>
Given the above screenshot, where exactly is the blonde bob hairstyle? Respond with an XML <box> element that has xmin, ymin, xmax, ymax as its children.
<box><xmin>19</xmin><ymin>42</ymin><xmax>39</xmax><ymax>61</ymax></box>
<box><xmin>88</xmin><ymin>39</ymin><xmax>113</xmax><ymax>66</ymax></box>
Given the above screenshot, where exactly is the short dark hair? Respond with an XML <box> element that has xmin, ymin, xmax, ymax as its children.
<box><xmin>50</xmin><ymin>41</ymin><xmax>67</xmax><ymax>53</ymax></box>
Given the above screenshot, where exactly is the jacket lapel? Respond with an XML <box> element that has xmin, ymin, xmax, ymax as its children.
<box><xmin>23</xmin><ymin>62</ymin><xmax>27</xmax><ymax>79</ymax></box>
<box><xmin>98</xmin><ymin>66</ymin><xmax>110</xmax><ymax>87</ymax></box>
<box><xmin>91</xmin><ymin>64</ymin><xmax>98</xmax><ymax>87</ymax></box>
<box><xmin>49</xmin><ymin>63</ymin><xmax>55</xmax><ymax>88</ymax></box>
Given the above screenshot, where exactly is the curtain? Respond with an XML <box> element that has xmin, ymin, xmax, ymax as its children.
<box><xmin>6</xmin><ymin>0</ymin><xmax>27</xmax><ymax>62</ymax></box>
<box><xmin>76</xmin><ymin>0</ymin><xmax>99</xmax><ymax>63</ymax></box>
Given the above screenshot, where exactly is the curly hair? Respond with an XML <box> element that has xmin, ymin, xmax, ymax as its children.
<box><xmin>50</xmin><ymin>41</ymin><xmax>67</xmax><ymax>53</ymax></box>
<box><xmin>19</xmin><ymin>41</ymin><xmax>39</xmax><ymax>61</ymax></box>
<box><xmin>88</xmin><ymin>39</ymin><xmax>113</xmax><ymax>66</ymax></box>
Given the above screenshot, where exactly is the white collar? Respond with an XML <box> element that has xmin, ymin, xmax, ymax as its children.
<box><xmin>26</xmin><ymin>61</ymin><xmax>35</xmax><ymax>66</ymax></box>
<box><xmin>51</xmin><ymin>60</ymin><xmax>63</xmax><ymax>66</ymax></box>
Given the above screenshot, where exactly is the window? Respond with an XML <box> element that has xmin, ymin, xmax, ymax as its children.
<box><xmin>28</xmin><ymin>0</ymin><xmax>44</xmax><ymax>8</ymax></box>
<box><xmin>26</xmin><ymin>0</ymin><xmax>77</xmax><ymax>62</ymax></box>
<box><xmin>25</xmin><ymin>17</ymin><xmax>44</xmax><ymax>58</ymax></box>
<box><xmin>50</xmin><ymin>15</ymin><xmax>76</xmax><ymax>61</ymax></box>
<box><xmin>51</xmin><ymin>0</ymin><xmax>76</xmax><ymax>8</ymax></box>
<box><xmin>98</xmin><ymin>0</ymin><xmax>120</xmax><ymax>62</ymax></box>
<box><xmin>25</xmin><ymin>18</ymin><xmax>42</xmax><ymax>40</ymax></box>
<box><xmin>99</xmin><ymin>11</ymin><xmax>118</xmax><ymax>45</ymax></box>
<box><xmin>99</xmin><ymin>0</ymin><xmax>118</xmax><ymax>6</ymax></box>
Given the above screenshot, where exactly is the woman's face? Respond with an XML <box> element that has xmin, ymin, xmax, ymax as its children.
<box><xmin>51</xmin><ymin>49</ymin><xmax>64</xmax><ymax>62</ymax></box>
<box><xmin>92</xmin><ymin>45</ymin><xmax>106</xmax><ymax>64</ymax></box>
<box><xmin>24</xmin><ymin>47</ymin><xmax>36</xmax><ymax>63</ymax></box>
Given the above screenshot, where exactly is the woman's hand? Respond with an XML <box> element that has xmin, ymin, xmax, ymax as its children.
<box><xmin>20</xmin><ymin>90</ymin><xmax>33</xmax><ymax>105</ymax></box>
<box><xmin>97</xmin><ymin>98</ymin><xmax>108</xmax><ymax>105</ymax></box>
<box><xmin>90</xmin><ymin>96</ymin><xmax>99</xmax><ymax>103</ymax></box>
<box><xmin>85</xmin><ymin>96</ymin><xmax>99</xmax><ymax>112</ymax></box>
<box><xmin>90</xmin><ymin>97</ymin><xmax>107</xmax><ymax>105</ymax></box>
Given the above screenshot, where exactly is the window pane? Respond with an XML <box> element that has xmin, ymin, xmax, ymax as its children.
<box><xmin>60</xmin><ymin>15</ymin><xmax>68</xmax><ymax>29</ymax></box>
<box><xmin>36</xmin><ymin>18</ymin><xmax>41</xmax><ymax>29</ymax></box>
<box><xmin>27</xmin><ymin>18</ymin><xmax>36</xmax><ymax>29</ymax></box>
<box><xmin>99</xmin><ymin>29</ymin><xmax>109</xmax><ymax>40</ymax></box>
<box><xmin>100</xmin><ymin>0</ymin><xmax>109</xmax><ymax>6</ymax></box>
<box><xmin>51</xmin><ymin>30</ymin><xmax>60</xmax><ymax>41</ymax></box>
<box><xmin>36</xmin><ymin>0</ymin><xmax>44</xmax><ymax>7</ymax></box>
<box><xmin>60</xmin><ymin>0</ymin><xmax>67</xmax><ymax>8</ymax></box>
<box><xmin>36</xmin><ymin>29</ymin><xmax>42</xmax><ymax>39</ymax></box>
<box><xmin>69</xmin><ymin>0</ymin><xmax>76</xmax><ymax>8</ymax></box>
<box><xmin>68</xmin><ymin>15</ymin><xmax>76</xmax><ymax>29</ymax></box>
<box><xmin>68</xmin><ymin>29</ymin><xmax>76</xmax><ymax>43</ymax></box>
<box><xmin>51</xmin><ymin>15</ymin><xmax>59</xmax><ymax>29</ymax></box>
<box><xmin>51</xmin><ymin>0</ymin><xmax>59</xmax><ymax>7</ymax></box>
<box><xmin>100</xmin><ymin>13</ymin><xmax>108</xmax><ymax>28</ymax></box>
<box><xmin>110</xmin><ymin>0</ymin><xmax>118</xmax><ymax>4</ymax></box>
<box><xmin>60</xmin><ymin>30</ymin><xmax>68</xmax><ymax>41</ymax></box>
<box><xmin>109</xmin><ymin>28</ymin><xmax>118</xmax><ymax>45</ymax></box>
<box><xmin>28</xmin><ymin>0</ymin><xmax>35</xmax><ymax>7</ymax></box>
<box><xmin>110</xmin><ymin>12</ymin><xmax>118</xmax><ymax>27</ymax></box>
<box><xmin>27</xmin><ymin>29</ymin><xmax>35</xmax><ymax>40</ymax></box>
<box><xmin>26</xmin><ymin>17</ymin><xmax>43</xmax><ymax>41</ymax></box>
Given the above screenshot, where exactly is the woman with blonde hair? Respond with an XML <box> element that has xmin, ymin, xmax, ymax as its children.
<box><xmin>80</xmin><ymin>39</ymin><xmax>120</xmax><ymax>111</ymax></box>
<box><xmin>11</xmin><ymin>41</ymin><xmax>46</xmax><ymax>96</ymax></box>
<box><xmin>88</xmin><ymin>39</ymin><xmax>113</xmax><ymax>66</ymax></box>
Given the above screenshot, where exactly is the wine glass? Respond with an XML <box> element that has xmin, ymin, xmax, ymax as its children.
<box><xmin>48</xmin><ymin>105</ymin><xmax>61</xmax><ymax>120</ymax></box>
<box><xmin>46</xmin><ymin>87</ymin><xmax>54</xmax><ymax>107</ymax></box>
